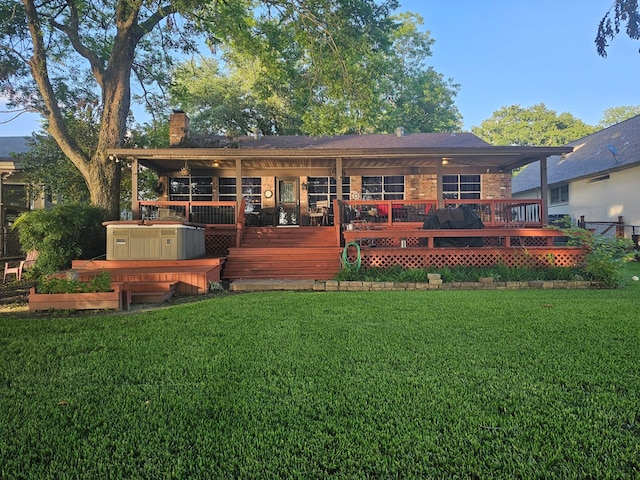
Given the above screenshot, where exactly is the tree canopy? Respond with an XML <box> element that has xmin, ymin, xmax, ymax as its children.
<box><xmin>596</xmin><ymin>0</ymin><xmax>640</xmax><ymax>57</ymax></box>
<box><xmin>0</xmin><ymin>0</ymin><xmax>401</xmax><ymax>219</ymax></box>
<box><xmin>598</xmin><ymin>105</ymin><xmax>640</xmax><ymax>127</ymax></box>
<box><xmin>471</xmin><ymin>103</ymin><xmax>598</xmax><ymax>147</ymax></box>
<box><xmin>170</xmin><ymin>12</ymin><xmax>462</xmax><ymax>136</ymax></box>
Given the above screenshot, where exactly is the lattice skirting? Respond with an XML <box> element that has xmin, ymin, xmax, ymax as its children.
<box><xmin>206</xmin><ymin>233</ymin><xmax>236</xmax><ymax>255</ymax></box>
<box><xmin>346</xmin><ymin>247</ymin><xmax>587</xmax><ymax>269</ymax></box>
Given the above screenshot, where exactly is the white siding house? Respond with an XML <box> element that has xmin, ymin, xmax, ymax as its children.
<box><xmin>512</xmin><ymin>114</ymin><xmax>640</xmax><ymax>237</ymax></box>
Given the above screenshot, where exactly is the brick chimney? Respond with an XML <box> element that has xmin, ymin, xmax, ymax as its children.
<box><xmin>169</xmin><ymin>110</ymin><xmax>190</xmax><ymax>146</ymax></box>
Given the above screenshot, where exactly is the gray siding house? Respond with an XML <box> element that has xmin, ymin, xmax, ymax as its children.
<box><xmin>512</xmin><ymin>115</ymin><xmax>640</xmax><ymax>237</ymax></box>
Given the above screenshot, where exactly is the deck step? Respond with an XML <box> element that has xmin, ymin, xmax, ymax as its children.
<box><xmin>221</xmin><ymin>226</ymin><xmax>342</xmax><ymax>281</ymax></box>
<box><xmin>128</xmin><ymin>281</ymin><xmax>178</xmax><ymax>304</ymax></box>
<box><xmin>223</xmin><ymin>247</ymin><xmax>342</xmax><ymax>280</ymax></box>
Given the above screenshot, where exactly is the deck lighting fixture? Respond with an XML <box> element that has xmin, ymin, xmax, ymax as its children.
<box><xmin>179</xmin><ymin>161</ymin><xmax>191</xmax><ymax>176</ymax></box>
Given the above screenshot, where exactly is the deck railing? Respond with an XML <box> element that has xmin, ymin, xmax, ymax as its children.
<box><xmin>446</xmin><ymin>199</ymin><xmax>543</xmax><ymax>227</ymax></box>
<box><xmin>338</xmin><ymin>199</ymin><xmax>543</xmax><ymax>229</ymax></box>
<box><xmin>136</xmin><ymin>198</ymin><xmax>544</xmax><ymax>229</ymax></box>
<box><xmin>138</xmin><ymin>201</ymin><xmax>238</xmax><ymax>225</ymax></box>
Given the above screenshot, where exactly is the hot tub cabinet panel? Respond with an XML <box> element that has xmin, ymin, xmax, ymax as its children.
<box><xmin>106</xmin><ymin>224</ymin><xmax>205</xmax><ymax>260</ymax></box>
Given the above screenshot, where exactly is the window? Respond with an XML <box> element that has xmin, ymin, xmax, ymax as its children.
<box><xmin>443</xmin><ymin>175</ymin><xmax>480</xmax><ymax>200</ymax></box>
<box><xmin>218</xmin><ymin>177</ymin><xmax>262</xmax><ymax>211</ymax></box>
<box><xmin>307</xmin><ymin>176</ymin><xmax>351</xmax><ymax>206</ymax></box>
<box><xmin>169</xmin><ymin>176</ymin><xmax>213</xmax><ymax>201</ymax></box>
<box><xmin>550</xmin><ymin>184</ymin><xmax>569</xmax><ymax>205</ymax></box>
<box><xmin>362</xmin><ymin>176</ymin><xmax>404</xmax><ymax>200</ymax></box>
<box><xmin>588</xmin><ymin>175</ymin><xmax>609</xmax><ymax>184</ymax></box>
<box><xmin>2</xmin><ymin>184</ymin><xmax>27</xmax><ymax>207</ymax></box>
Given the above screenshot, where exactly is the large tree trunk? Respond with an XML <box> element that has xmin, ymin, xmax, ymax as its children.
<box><xmin>87</xmin><ymin>152</ymin><xmax>122</xmax><ymax>220</ymax></box>
<box><xmin>23</xmin><ymin>0</ymin><xmax>140</xmax><ymax>221</ymax></box>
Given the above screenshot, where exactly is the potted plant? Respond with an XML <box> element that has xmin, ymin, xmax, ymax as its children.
<box><xmin>28</xmin><ymin>271</ymin><xmax>127</xmax><ymax>311</ymax></box>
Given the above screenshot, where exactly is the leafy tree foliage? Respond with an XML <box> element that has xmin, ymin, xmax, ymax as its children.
<box><xmin>598</xmin><ymin>105</ymin><xmax>640</xmax><ymax>127</ymax></box>
<box><xmin>171</xmin><ymin>12</ymin><xmax>461</xmax><ymax>135</ymax></box>
<box><xmin>17</xmin><ymin>116</ymin><xmax>162</xmax><ymax>211</ymax></box>
<box><xmin>471</xmin><ymin>103</ymin><xmax>597</xmax><ymax>146</ymax></box>
<box><xmin>13</xmin><ymin>204</ymin><xmax>106</xmax><ymax>275</ymax></box>
<box><xmin>0</xmin><ymin>0</ymin><xmax>399</xmax><ymax>219</ymax></box>
<box><xmin>596</xmin><ymin>0</ymin><xmax>640</xmax><ymax>57</ymax></box>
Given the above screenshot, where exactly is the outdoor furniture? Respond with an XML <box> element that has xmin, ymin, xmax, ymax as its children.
<box><xmin>308</xmin><ymin>200</ymin><xmax>329</xmax><ymax>226</ymax></box>
<box><xmin>3</xmin><ymin>250</ymin><xmax>38</xmax><ymax>282</ymax></box>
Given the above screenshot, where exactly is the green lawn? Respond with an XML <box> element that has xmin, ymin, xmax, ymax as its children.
<box><xmin>2</xmin><ymin>265</ymin><xmax>640</xmax><ymax>478</ymax></box>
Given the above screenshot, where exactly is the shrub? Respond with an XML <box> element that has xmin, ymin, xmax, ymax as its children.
<box><xmin>36</xmin><ymin>270</ymin><xmax>112</xmax><ymax>294</ymax></box>
<box><xmin>13</xmin><ymin>204</ymin><xmax>107</xmax><ymax>276</ymax></box>
<box><xmin>584</xmin><ymin>235</ymin><xmax>635</xmax><ymax>287</ymax></box>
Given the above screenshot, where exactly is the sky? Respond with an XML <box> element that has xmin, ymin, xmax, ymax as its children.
<box><xmin>1</xmin><ymin>0</ymin><xmax>639</xmax><ymax>136</ymax></box>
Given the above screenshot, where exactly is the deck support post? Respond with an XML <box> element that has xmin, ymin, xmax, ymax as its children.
<box><xmin>539</xmin><ymin>156</ymin><xmax>549</xmax><ymax>225</ymax></box>
<box><xmin>436</xmin><ymin>159</ymin><xmax>444</xmax><ymax>209</ymax></box>
<box><xmin>235</xmin><ymin>158</ymin><xmax>243</xmax><ymax>223</ymax></box>
<box><xmin>131</xmin><ymin>157</ymin><xmax>139</xmax><ymax>220</ymax></box>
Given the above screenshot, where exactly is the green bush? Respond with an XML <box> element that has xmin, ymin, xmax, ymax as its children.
<box><xmin>36</xmin><ymin>270</ymin><xmax>112</xmax><ymax>294</ymax></box>
<box><xmin>584</xmin><ymin>235</ymin><xmax>635</xmax><ymax>287</ymax></box>
<box><xmin>13</xmin><ymin>204</ymin><xmax>107</xmax><ymax>276</ymax></box>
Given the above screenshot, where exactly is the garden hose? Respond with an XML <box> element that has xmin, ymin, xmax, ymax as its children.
<box><xmin>342</xmin><ymin>241</ymin><xmax>361</xmax><ymax>269</ymax></box>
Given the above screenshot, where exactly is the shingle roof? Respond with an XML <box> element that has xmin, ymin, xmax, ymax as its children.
<box><xmin>0</xmin><ymin>137</ymin><xmax>29</xmax><ymax>159</ymax></box>
<box><xmin>513</xmin><ymin>114</ymin><xmax>640</xmax><ymax>193</ymax></box>
<box><xmin>181</xmin><ymin>132</ymin><xmax>492</xmax><ymax>150</ymax></box>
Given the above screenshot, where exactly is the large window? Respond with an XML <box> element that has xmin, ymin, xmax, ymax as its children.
<box><xmin>443</xmin><ymin>175</ymin><xmax>480</xmax><ymax>200</ymax></box>
<box><xmin>307</xmin><ymin>176</ymin><xmax>351</xmax><ymax>206</ymax></box>
<box><xmin>169</xmin><ymin>176</ymin><xmax>213</xmax><ymax>201</ymax></box>
<box><xmin>219</xmin><ymin>177</ymin><xmax>262</xmax><ymax>211</ymax></box>
<box><xmin>550</xmin><ymin>184</ymin><xmax>569</xmax><ymax>205</ymax></box>
<box><xmin>362</xmin><ymin>176</ymin><xmax>404</xmax><ymax>200</ymax></box>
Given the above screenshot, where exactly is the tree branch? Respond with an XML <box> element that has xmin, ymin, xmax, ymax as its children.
<box><xmin>51</xmin><ymin>0</ymin><xmax>105</xmax><ymax>86</ymax></box>
<box><xmin>22</xmin><ymin>0</ymin><xmax>90</xmax><ymax>170</ymax></box>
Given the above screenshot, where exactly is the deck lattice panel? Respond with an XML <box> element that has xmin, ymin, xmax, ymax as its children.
<box><xmin>346</xmin><ymin>247</ymin><xmax>586</xmax><ymax>269</ymax></box>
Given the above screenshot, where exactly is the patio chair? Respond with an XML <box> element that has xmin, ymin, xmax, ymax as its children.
<box><xmin>3</xmin><ymin>250</ymin><xmax>38</xmax><ymax>282</ymax></box>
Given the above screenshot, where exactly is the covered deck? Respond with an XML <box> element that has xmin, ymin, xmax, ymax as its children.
<box><xmin>114</xmin><ymin>197</ymin><xmax>585</xmax><ymax>281</ymax></box>
<box><xmin>101</xmin><ymin>124</ymin><xmax>579</xmax><ymax>283</ymax></box>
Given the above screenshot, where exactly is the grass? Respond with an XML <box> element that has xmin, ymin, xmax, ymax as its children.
<box><xmin>1</xmin><ymin>265</ymin><xmax>640</xmax><ymax>478</ymax></box>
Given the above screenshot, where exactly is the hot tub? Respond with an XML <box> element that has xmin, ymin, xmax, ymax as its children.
<box><xmin>105</xmin><ymin>222</ymin><xmax>206</xmax><ymax>260</ymax></box>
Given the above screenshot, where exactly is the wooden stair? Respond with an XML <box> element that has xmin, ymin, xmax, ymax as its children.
<box><xmin>222</xmin><ymin>227</ymin><xmax>342</xmax><ymax>280</ymax></box>
<box><xmin>128</xmin><ymin>281</ymin><xmax>178</xmax><ymax>304</ymax></box>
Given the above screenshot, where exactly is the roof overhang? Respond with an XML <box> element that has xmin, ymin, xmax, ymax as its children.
<box><xmin>107</xmin><ymin>145</ymin><xmax>574</xmax><ymax>177</ymax></box>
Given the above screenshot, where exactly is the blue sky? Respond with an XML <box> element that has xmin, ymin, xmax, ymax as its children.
<box><xmin>400</xmin><ymin>0</ymin><xmax>640</xmax><ymax>129</ymax></box>
<box><xmin>2</xmin><ymin>0</ymin><xmax>639</xmax><ymax>136</ymax></box>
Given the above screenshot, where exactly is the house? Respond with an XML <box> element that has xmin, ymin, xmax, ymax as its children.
<box><xmin>1</xmin><ymin>137</ymin><xmax>30</xmax><ymax>257</ymax></box>
<box><xmin>88</xmin><ymin>111</ymin><xmax>584</xmax><ymax>284</ymax></box>
<box><xmin>512</xmin><ymin>115</ymin><xmax>640</xmax><ymax>238</ymax></box>
<box><xmin>112</xmin><ymin>112</ymin><xmax>572</xmax><ymax>226</ymax></box>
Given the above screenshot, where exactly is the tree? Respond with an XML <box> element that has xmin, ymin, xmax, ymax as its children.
<box><xmin>471</xmin><ymin>103</ymin><xmax>597</xmax><ymax>146</ymax></box>
<box><xmin>0</xmin><ymin>0</ymin><xmax>399</xmax><ymax>220</ymax></box>
<box><xmin>596</xmin><ymin>1</ymin><xmax>640</xmax><ymax>57</ymax></box>
<box><xmin>598</xmin><ymin>105</ymin><xmax>640</xmax><ymax>127</ymax></box>
<box><xmin>170</xmin><ymin>12</ymin><xmax>461</xmax><ymax>136</ymax></box>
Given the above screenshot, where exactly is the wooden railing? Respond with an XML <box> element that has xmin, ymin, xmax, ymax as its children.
<box><xmin>446</xmin><ymin>199</ymin><xmax>543</xmax><ymax>227</ymax></box>
<box><xmin>338</xmin><ymin>199</ymin><xmax>544</xmax><ymax>229</ymax></box>
<box><xmin>138</xmin><ymin>201</ymin><xmax>238</xmax><ymax>225</ymax></box>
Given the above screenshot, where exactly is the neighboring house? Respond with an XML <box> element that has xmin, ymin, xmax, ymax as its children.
<box><xmin>1</xmin><ymin>137</ymin><xmax>30</xmax><ymax>256</ymax></box>
<box><xmin>513</xmin><ymin>115</ymin><xmax>640</xmax><ymax>237</ymax></box>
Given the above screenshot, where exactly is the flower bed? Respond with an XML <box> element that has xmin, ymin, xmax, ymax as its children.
<box><xmin>28</xmin><ymin>286</ymin><xmax>125</xmax><ymax>311</ymax></box>
<box><xmin>28</xmin><ymin>270</ymin><xmax>127</xmax><ymax>311</ymax></box>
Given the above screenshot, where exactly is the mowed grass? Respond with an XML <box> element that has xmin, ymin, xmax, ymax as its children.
<box><xmin>1</xmin><ymin>265</ymin><xmax>640</xmax><ymax>478</ymax></box>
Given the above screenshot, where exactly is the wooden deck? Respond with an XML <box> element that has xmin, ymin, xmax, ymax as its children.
<box><xmin>70</xmin><ymin>258</ymin><xmax>225</xmax><ymax>295</ymax></box>
<box><xmin>222</xmin><ymin>226</ymin><xmax>342</xmax><ymax>280</ymax></box>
